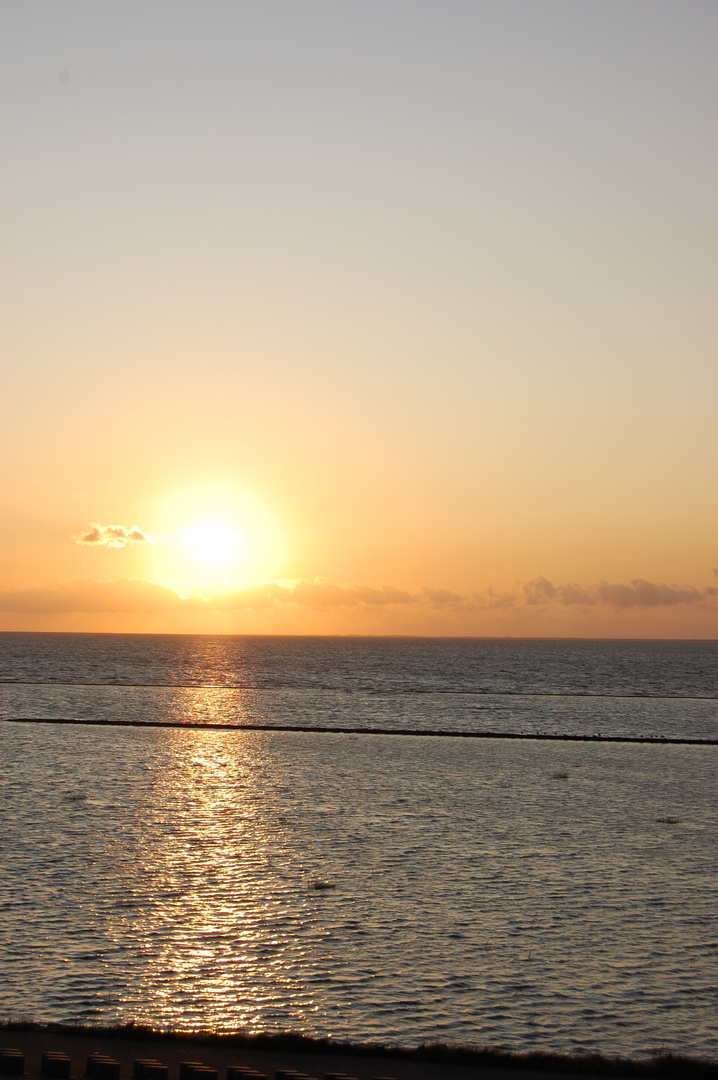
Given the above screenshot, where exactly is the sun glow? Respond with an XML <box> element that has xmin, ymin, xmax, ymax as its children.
<box><xmin>148</xmin><ymin>485</ymin><xmax>285</xmax><ymax>585</ymax></box>
<box><xmin>183</xmin><ymin>522</ymin><xmax>245</xmax><ymax>568</ymax></box>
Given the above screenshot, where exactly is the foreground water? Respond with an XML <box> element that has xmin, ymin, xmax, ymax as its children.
<box><xmin>1</xmin><ymin>634</ymin><xmax>717</xmax><ymax>1058</ymax></box>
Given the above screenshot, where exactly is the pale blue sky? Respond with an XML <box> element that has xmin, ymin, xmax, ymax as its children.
<box><xmin>2</xmin><ymin>1</ymin><xmax>717</xmax><ymax>635</ymax></box>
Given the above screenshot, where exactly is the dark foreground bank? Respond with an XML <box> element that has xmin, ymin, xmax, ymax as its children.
<box><xmin>1</xmin><ymin>1025</ymin><xmax>716</xmax><ymax>1080</ymax></box>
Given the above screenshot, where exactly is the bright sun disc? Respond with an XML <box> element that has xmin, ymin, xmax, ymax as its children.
<box><xmin>183</xmin><ymin>522</ymin><xmax>243</xmax><ymax>566</ymax></box>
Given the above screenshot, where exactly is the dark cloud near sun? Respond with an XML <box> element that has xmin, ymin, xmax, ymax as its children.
<box><xmin>76</xmin><ymin>523</ymin><xmax>156</xmax><ymax>548</ymax></box>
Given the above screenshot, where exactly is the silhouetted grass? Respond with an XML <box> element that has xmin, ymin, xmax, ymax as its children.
<box><xmin>1</xmin><ymin>1022</ymin><xmax>716</xmax><ymax>1078</ymax></box>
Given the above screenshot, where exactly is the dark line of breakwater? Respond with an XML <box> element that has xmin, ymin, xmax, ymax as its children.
<box><xmin>3</xmin><ymin>716</ymin><xmax>717</xmax><ymax>744</ymax></box>
<box><xmin>1</xmin><ymin>679</ymin><xmax>717</xmax><ymax>700</ymax></box>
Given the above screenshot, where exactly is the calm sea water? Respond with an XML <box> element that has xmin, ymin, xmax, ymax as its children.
<box><xmin>1</xmin><ymin>633</ymin><xmax>717</xmax><ymax>1058</ymax></box>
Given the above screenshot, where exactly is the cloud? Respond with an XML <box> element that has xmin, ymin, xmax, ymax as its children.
<box><xmin>479</xmin><ymin>586</ymin><xmax>517</xmax><ymax>610</ymax></box>
<box><xmin>523</xmin><ymin>576</ymin><xmax>558</xmax><ymax>605</ymax></box>
<box><xmin>75</xmin><ymin>524</ymin><xmax>169</xmax><ymax>548</ymax></box>
<box><xmin>2</xmin><ymin>574</ymin><xmax>716</xmax><ymax>616</ymax></box>
<box><xmin>596</xmin><ymin>579</ymin><xmax>706</xmax><ymax>608</ymax></box>
<box><xmin>421</xmin><ymin>587</ymin><xmax>468</xmax><ymax>610</ymax></box>
<box><xmin>209</xmin><ymin>580</ymin><xmax>420</xmax><ymax>612</ymax></box>
<box><xmin>523</xmin><ymin>576</ymin><xmax>712</xmax><ymax>609</ymax></box>
<box><xmin>0</xmin><ymin>578</ymin><xmax>427</xmax><ymax>615</ymax></box>
<box><xmin>418</xmin><ymin>587</ymin><xmax>515</xmax><ymax>611</ymax></box>
<box><xmin>0</xmin><ymin>579</ymin><xmax>201</xmax><ymax>614</ymax></box>
<box><xmin>286</xmin><ymin>581</ymin><xmax>417</xmax><ymax>610</ymax></box>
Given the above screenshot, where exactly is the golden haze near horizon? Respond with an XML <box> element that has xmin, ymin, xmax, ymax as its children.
<box><xmin>2</xmin><ymin>1</ymin><xmax>717</xmax><ymax>639</ymax></box>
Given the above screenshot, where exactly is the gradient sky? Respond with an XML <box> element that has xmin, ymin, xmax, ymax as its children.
<box><xmin>2</xmin><ymin>0</ymin><xmax>717</xmax><ymax>637</ymax></box>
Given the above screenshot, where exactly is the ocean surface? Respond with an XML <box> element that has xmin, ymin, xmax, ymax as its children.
<box><xmin>1</xmin><ymin>633</ymin><xmax>717</xmax><ymax>1059</ymax></box>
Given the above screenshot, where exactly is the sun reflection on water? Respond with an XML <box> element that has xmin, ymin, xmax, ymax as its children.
<box><xmin>5</xmin><ymin>721</ymin><xmax>716</xmax><ymax>1054</ymax></box>
<box><xmin>168</xmin><ymin>686</ymin><xmax>261</xmax><ymax>726</ymax></box>
<box><xmin>126</xmin><ymin>731</ymin><xmax>319</xmax><ymax>1031</ymax></box>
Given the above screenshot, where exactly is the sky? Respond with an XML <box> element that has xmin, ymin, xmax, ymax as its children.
<box><xmin>1</xmin><ymin>0</ymin><xmax>717</xmax><ymax>637</ymax></box>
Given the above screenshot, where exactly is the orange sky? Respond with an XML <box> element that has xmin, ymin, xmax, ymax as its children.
<box><xmin>2</xmin><ymin>1</ymin><xmax>717</xmax><ymax>638</ymax></box>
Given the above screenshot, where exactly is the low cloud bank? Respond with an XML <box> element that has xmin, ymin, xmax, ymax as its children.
<box><xmin>1</xmin><ymin>574</ymin><xmax>716</xmax><ymax>615</ymax></box>
<box><xmin>0</xmin><ymin>579</ymin><xmax>472</xmax><ymax>615</ymax></box>
<box><xmin>0</xmin><ymin>578</ymin><xmax>199</xmax><ymax>614</ymax></box>
<box><xmin>524</xmin><ymin>576</ymin><xmax>716</xmax><ymax>608</ymax></box>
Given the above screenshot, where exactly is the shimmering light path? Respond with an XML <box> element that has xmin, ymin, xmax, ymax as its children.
<box><xmin>2</xmin><ymin>636</ymin><xmax>717</xmax><ymax>1058</ymax></box>
<box><xmin>2</xmin><ymin>722</ymin><xmax>717</xmax><ymax>1059</ymax></box>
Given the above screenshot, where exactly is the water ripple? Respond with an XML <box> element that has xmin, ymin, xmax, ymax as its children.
<box><xmin>1</xmin><ymin>722</ymin><xmax>717</xmax><ymax>1060</ymax></box>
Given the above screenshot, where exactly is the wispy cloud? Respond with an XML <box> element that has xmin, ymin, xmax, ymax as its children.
<box><xmin>284</xmin><ymin>581</ymin><xmax>417</xmax><ymax>609</ymax></box>
<box><xmin>523</xmin><ymin>576</ymin><xmax>713</xmax><ymax>608</ymax></box>
<box><xmin>75</xmin><ymin>523</ymin><xmax>175</xmax><ymax>548</ymax></box>
<box><xmin>1</xmin><ymin>574</ymin><xmax>716</xmax><ymax>615</ymax></box>
<box><xmin>420</xmin><ymin>587</ymin><xmax>515</xmax><ymax>611</ymax></box>
<box><xmin>208</xmin><ymin>580</ymin><xmax>422</xmax><ymax>612</ymax></box>
<box><xmin>0</xmin><ymin>579</ymin><xmax>197</xmax><ymax>613</ymax></box>
<box><xmin>0</xmin><ymin>578</ymin><xmax>470</xmax><ymax>615</ymax></box>
<box><xmin>217</xmin><ymin>582</ymin><xmax>516</xmax><ymax>613</ymax></box>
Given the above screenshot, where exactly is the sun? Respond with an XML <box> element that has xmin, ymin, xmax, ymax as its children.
<box><xmin>150</xmin><ymin>484</ymin><xmax>286</xmax><ymax>583</ymax></box>
<box><xmin>183</xmin><ymin>521</ymin><xmax>245</xmax><ymax>569</ymax></box>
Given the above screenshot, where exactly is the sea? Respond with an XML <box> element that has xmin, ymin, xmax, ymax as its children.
<box><xmin>1</xmin><ymin>632</ymin><xmax>717</xmax><ymax>1060</ymax></box>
